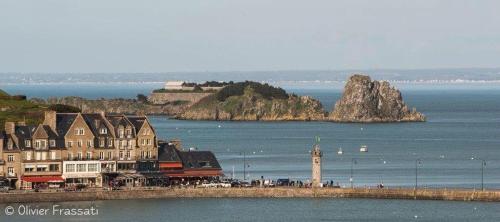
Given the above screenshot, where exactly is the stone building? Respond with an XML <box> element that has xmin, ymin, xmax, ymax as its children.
<box><xmin>311</xmin><ymin>141</ymin><xmax>322</xmax><ymax>188</ymax></box>
<box><xmin>0</xmin><ymin>111</ymin><xmax>160</xmax><ymax>189</ymax></box>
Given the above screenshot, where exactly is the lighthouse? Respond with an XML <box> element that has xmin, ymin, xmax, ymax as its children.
<box><xmin>311</xmin><ymin>136</ymin><xmax>323</xmax><ymax>188</ymax></box>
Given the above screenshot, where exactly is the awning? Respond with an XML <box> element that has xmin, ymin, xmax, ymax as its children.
<box><xmin>22</xmin><ymin>176</ymin><xmax>64</xmax><ymax>183</ymax></box>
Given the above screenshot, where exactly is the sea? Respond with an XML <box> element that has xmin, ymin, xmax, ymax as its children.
<box><xmin>1</xmin><ymin>81</ymin><xmax>500</xmax><ymax>221</ymax></box>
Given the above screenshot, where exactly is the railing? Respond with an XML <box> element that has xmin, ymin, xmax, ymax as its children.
<box><xmin>7</xmin><ymin>172</ymin><xmax>17</xmax><ymax>177</ymax></box>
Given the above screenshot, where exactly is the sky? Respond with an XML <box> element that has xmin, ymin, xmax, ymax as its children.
<box><xmin>1</xmin><ymin>0</ymin><xmax>500</xmax><ymax>73</ymax></box>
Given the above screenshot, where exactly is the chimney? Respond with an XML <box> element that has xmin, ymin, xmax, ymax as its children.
<box><xmin>43</xmin><ymin>110</ymin><xmax>57</xmax><ymax>131</ymax></box>
<box><xmin>169</xmin><ymin>139</ymin><xmax>182</xmax><ymax>151</ymax></box>
<box><xmin>5</xmin><ymin>122</ymin><xmax>15</xmax><ymax>135</ymax></box>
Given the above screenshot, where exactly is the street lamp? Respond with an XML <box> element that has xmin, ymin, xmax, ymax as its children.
<box><xmin>350</xmin><ymin>158</ymin><xmax>357</xmax><ymax>188</ymax></box>
<box><xmin>415</xmin><ymin>159</ymin><xmax>422</xmax><ymax>190</ymax></box>
<box><xmin>477</xmin><ymin>158</ymin><xmax>486</xmax><ymax>191</ymax></box>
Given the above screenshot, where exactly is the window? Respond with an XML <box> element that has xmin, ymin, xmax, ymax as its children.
<box><xmin>77</xmin><ymin>164</ymin><xmax>86</xmax><ymax>172</ymax></box>
<box><xmin>75</xmin><ymin>128</ymin><xmax>85</xmax><ymax>135</ymax></box>
<box><xmin>7</xmin><ymin>155</ymin><xmax>14</xmax><ymax>162</ymax></box>
<box><xmin>41</xmin><ymin>140</ymin><xmax>46</xmax><ymax>148</ymax></box>
<box><xmin>108</xmin><ymin>139</ymin><xmax>113</xmax><ymax>147</ymax></box>
<box><xmin>49</xmin><ymin>140</ymin><xmax>56</xmax><ymax>147</ymax></box>
<box><xmin>77</xmin><ymin>152</ymin><xmax>82</xmax><ymax>160</ymax></box>
<box><xmin>99</xmin><ymin>139</ymin><xmax>105</xmax><ymax>147</ymax></box>
<box><xmin>147</xmin><ymin>139</ymin><xmax>152</xmax><ymax>145</ymax></box>
<box><xmin>24</xmin><ymin>166</ymin><xmax>34</xmax><ymax>172</ymax></box>
<box><xmin>8</xmin><ymin>167</ymin><xmax>14</xmax><ymax>175</ymax></box>
<box><xmin>41</xmin><ymin>152</ymin><xmax>47</xmax><ymax>160</ymax></box>
<box><xmin>37</xmin><ymin>165</ymin><xmax>47</xmax><ymax>172</ymax></box>
<box><xmin>88</xmin><ymin>164</ymin><xmax>97</xmax><ymax>172</ymax></box>
<box><xmin>77</xmin><ymin>140</ymin><xmax>82</xmax><ymax>148</ymax></box>
<box><xmin>50</xmin><ymin>151</ymin><xmax>56</xmax><ymax>160</ymax></box>
<box><xmin>147</xmin><ymin>151</ymin><xmax>151</xmax><ymax>159</ymax></box>
<box><xmin>99</xmin><ymin>152</ymin><xmax>104</xmax><ymax>160</ymax></box>
<box><xmin>25</xmin><ymin>140</ymin><xmax>31</xmax><ymax>147</ymax></box>
<box><xmin>67</xmin><ymin>141</ymin><xmax>73</xmax><ymax>148</ymax></box>
<box><xmin>67</xmin><ymin>153</ymin><xmax>73</xmax><ymax>160</ymax></box>
<box><xmin>140</xmin><ymin>151</ymin><xmax>144</xmax><ymax>159</ymax></box>
<box><xmin>107</xmin><ymin>152</ymin><xmax>112</xmax><ymax>160</ymax></box>
<box><xmin>126</xmin><ymin>151</ymin><xmax>131</xmax><ymax>159</ymax></box>
<box><xmin>141</xmin><ymin>139</ymin><xmax>145</xmax><ymax>145</ymax></box>
<box><xmin>100</xmin><ymin>128</ymin><xmax>107</xmax><ymax>134</ymax></box>
<box><xmin>119</xmin><ymin>151</ymin><xmax>124</xmax><ymax>159</ymax></box>
<box><xmin>26</xmin><ymin>152</ymin><xmax>32</xmax><ymax>161</ymax></box>
<box><xmin>119</xmin><ymin>129</ymin><xmax>124</xmax><ymax>138</ymax></box>
<box><xmin>49</xmin><ymin>164</ymin><xmax>59</xmax><ymax>172</ymax></box>
<box><xmin>66</xmin><ymin>164</ymin><xmax>75</xmax><ymax>172</ymax></box>
<box><xmin>86</xmin><ymin>152</ymin><xmax>92</xmax><ymax>160</ymax></box>
<box><xmin>143</xmin><ymin>129</ymin><xmax>150</xmax><ymax>135</ymax></box>
<box><xmin>35</xmin><ymin>152</ymin><xmax>41</xmax><ymax>160</ymax></box>
<box><xmin>87</xmin><ymin>140</ymin><xmax>92</xmax><ymax>147</ymax></box>
<box><xmin>126</xmin><ymin>129</ymin><xmax>131</xmax><ymax>136</ymax></box>
<box><xmin>35</xmin><ymin>140</ymin><xmax>40</xmax><ymax>149</ymax></box>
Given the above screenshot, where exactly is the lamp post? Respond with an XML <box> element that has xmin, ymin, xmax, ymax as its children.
<box><xmin>415</xmin><ymin>159</ymin><xmax>422</xmax><ymax>190</ymax></box>
<box><xmin>350</xmin><ymin>158</ymin><xmax>357</xmax><ymax>188</ymax></box>
<box><xmin>479</xmin><ymin>159</ymin><xmax>486</xmax><ymax>191</ymax></box>
<box><xmin>241</xmin><ymin>152</ymin><xmax>247</xmax><ymax>181</ymax></box>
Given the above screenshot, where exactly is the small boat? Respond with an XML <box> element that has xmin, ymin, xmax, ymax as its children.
<box><xmin>360</xmin><ymin>145</ymin><xmax>368</xmax><ymax>153</ymax></box>
<box><xmin>337</xmin><ymin>148</ymin><xmax>343</xmax><ymax>155</ymax></box>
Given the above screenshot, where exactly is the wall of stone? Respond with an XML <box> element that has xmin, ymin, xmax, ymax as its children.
<box><xmin>148</xmin><ymin>92</ymin><xmax>213</xmax><ymax>105</ymax></box>
<box><xmin>2</xmin><ymin>188</ymin><xmax>500</xmax><ymax>203</ymax></box>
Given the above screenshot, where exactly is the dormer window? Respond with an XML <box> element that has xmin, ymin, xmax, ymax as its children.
<box><xmin>100</xmin><ymin>128</ymin><xmax>107</xmax><ymax>134</ymax></box>
<box><xmin>119</xmin><ymin>129</ymin><xmax>124</xmax><ymax>138</ymax></box>
<box><xmin>25</xmin><ymin>140</ymin><xmax>31</xmax><ymax>148</ymax></box>
<box><xmin>50</xmin><ymin>140</ymin><xmax>56</xmax><ymax>147</ymax></box>
<box><xmin>34</xmin><ymin>140</ymin><xmax>46</xmax><ymax>149</ymax></box>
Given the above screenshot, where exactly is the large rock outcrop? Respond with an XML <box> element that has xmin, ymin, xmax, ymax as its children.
<box><xmin>329</xmin><ymin>74</ymin><xmax>425</xmax><ymax>122</ymax></box>
<box><xmin>177</xmin><ymin>82</ymin><xmax>326</xmax><ymax>121</ymax></box>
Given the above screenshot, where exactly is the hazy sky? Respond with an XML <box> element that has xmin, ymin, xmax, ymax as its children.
<box><xmin>1</xmin><ymin>0</ymin><xmax>499</xmax><ymax>73</ymax></box>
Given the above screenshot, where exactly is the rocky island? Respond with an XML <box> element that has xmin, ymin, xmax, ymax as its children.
<box><xmin>177</xmin><ymin>81</ymin><xmax>325</xmax><ymax>121</ymax></box>
<box><xmin>328</xmin><ymin>74</ymin><xmax>425</xmax><ymax>122</ymax></box>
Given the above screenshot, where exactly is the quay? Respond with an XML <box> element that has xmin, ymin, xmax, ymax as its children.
<box><xmin>1</xmin><ymin>187</ymin><xmax>500</xmax><ymax>203</ymax></box>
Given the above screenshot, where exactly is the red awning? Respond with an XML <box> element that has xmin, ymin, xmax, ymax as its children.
<box><xmin>22</xmin><ymin>176</ymin><xmax>64</xmax><ymax>183</ymax></box>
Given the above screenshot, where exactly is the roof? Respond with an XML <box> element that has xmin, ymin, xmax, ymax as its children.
<box><xmin>158</xmin><ymin>142</ymin><xmax>181</xmax><ymax>162</ymax></box>
<box><xmin>14</xmin><ymin>125</ymin><xmax>36</xmax><ymax>149</ymax></box>
<box><xmin>126</xmin><ymin>116</ymin><xmax>147</xmax><ymax>132</ymax></box>
<box><xmin>55</xmin><ymin>113</ymin><xmax>78</xmax><ymax>138</ymax></box>
<box><xmin>178</xmin><ymin>151</ymin><xmax>222</xmax><ymax>170</ymax></box>
<box><xmin>82</xmin><ymin>113</ymin><xmax>114</xmax><ymax>137</ymax></box>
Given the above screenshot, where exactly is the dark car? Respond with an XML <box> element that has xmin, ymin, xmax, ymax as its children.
<box><xmin>276</xmin><ymin>179</ymin><xmax>290</xmax><ymax>186</ymax></box>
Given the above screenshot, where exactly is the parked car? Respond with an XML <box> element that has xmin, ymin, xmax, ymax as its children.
<box><xmin>240</xmin><ymin>181</ymin><xmax>253</xmax><ymax>188</ymax></box>
<box><xmin>264</xmin><ymin>179</ymin><xmax>275</xmax><ymax>187</ymax></box>
<box><xmin>218</xmin><ymin>181</ymin><xmax>231</xmax><ymax>188</ymax></box>
<box><xmin>276</xmin><ymin>179</ymin><xmax>290</xmax><ymax>186</ymax></box>
<box><xmin>199</xmin><ymin>181</ymin><xmax>218</xmax><ymax>188</ymax></box>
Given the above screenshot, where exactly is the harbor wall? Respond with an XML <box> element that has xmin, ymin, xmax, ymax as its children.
<box><xmin>2</xmin><ymin>188</ymin><xmax>500</xmax><ymax>203</ymax></box>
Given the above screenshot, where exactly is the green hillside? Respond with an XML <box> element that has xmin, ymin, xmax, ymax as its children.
<box><xmin>0</xmin><ymin>90</ymin><xmax>82</xmax><ymax>130</ymax></box>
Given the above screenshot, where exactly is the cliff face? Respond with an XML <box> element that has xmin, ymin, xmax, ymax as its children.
<box><xmin>177</xmin><ymin>86</ymin><xmax>325</xmax><ymax>121</ymax></box>
<box><xmin>31</xmin><ymin>97</ymin><xmax>187</xmax><ymax>115</ymax></box>
<box><xmin>329</xmin><ymin>74</ymin><xmax>425</xmax><ymax>122</ymax></box>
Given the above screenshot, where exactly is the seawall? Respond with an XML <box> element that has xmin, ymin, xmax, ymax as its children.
<box><xmin>148</xmin><ymin>92</ymin><xmax>213</xmax><ymax>105</ymax></box>
<box><xmin>2</xmin><ymin>188</ymin><xmax>500</xmax><ymax>203</ymax></box>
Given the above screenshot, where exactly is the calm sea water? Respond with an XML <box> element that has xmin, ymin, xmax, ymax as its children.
<box><xmin>1</xmin><ymin>198</ymin><xmax>500</xmax><ymax>222</ymax></box>
<box><xmin>1</xmin><ymin>83</ymin><xmax>500</xmax><ymax>221</ymax></box>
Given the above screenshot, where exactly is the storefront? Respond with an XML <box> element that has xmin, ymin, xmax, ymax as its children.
<box><xmin>21</xmin><ymin>176</ymin><xmax>64</xmax><ymax>190</ymax></box>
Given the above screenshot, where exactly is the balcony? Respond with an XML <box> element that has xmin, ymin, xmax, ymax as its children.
<box><xmin>22</xmin><ymin>171</ymin><xmax>61</xmax><ymax>176</ymax></box>
<box><xmin>7</xmin><ymin>172</ymin><xmax>17</xmax><ymax>178</ymax></box>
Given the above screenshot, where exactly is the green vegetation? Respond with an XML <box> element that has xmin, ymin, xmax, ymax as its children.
<box><xmin>0</xmin><ymin>91</ymin><xmax>45</xmax><ymax>128</ymax></box>
<box><xmin>216</xmin><ymin>81</ymin><xmax>288</xmax><ymax>101</ymax></box>
<box><xmin>152</xmin><ymin>88</ymin><xmax>217</xmax><ymax>93</ymax></box>
<box><xmin>0</xmin><ymin>90</ymin><xmax>81</xmax><ymax>130</ymax></box>
<box><xmin>47</xmin><ymin>104</ymin><xmax>82</xmax><ymax>113</ymax></box>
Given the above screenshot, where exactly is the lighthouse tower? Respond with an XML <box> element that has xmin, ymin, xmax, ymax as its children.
<box><xmin>311</xmin><ymin>137</ymin><xmax>323</xmax><ymax>188</ymax></box>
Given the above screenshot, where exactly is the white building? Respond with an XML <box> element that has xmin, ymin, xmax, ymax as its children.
<box><xmin>164</xmin><ymin>81</ymin><xmax>185</xmax><ymax>90</ymax></box>
<box><xmin>63</xmin><ymin>160</ymin><xmax>102</xmax><ymax>187</ymax></box>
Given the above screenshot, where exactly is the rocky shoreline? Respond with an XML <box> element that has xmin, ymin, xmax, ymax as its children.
<box><xmin>30</xmin><ymin>75</ymin><xmax>426</xmax><ymax>123</ymax></box>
